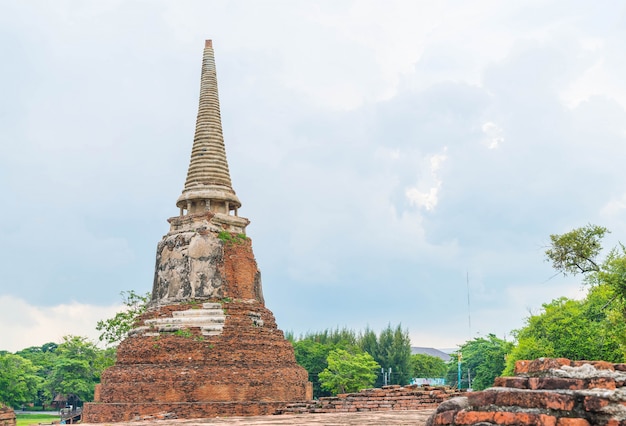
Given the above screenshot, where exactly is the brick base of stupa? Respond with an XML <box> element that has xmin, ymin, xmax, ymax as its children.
<box><xmin>83</xmin><ymin>301</ymin><xmax>311</xmax><ymax>422</ymax></box>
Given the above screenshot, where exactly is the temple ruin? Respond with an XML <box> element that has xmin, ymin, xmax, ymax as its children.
<box><xmin>82</xmin><ymin>40</ymin><xmax>311</xmax><ymax>422</ymax></box>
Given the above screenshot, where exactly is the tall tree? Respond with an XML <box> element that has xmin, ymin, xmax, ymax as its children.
<box><xmin>411</xmin><ymin>353</ymin><xmax>447</xmax><ymax>379</ymax></box>
<box><xmin>45</xmin><ymin>336</ymin><xmax>115</xmax><ymax>403</ymax></box>
<box><xmin>545</xmin><ymin>224</ymin><xmax>626</xmax><ymax>356</ymax></box>
<box><xmin>292</xmin><ymin>339</ymin><xmax>334</xmax><ymax>398</ymax></box>
<box><xmin>373</xmin><ymin>324</ymin><xmax>412</xmax><ymax>385</ymax></box>
<box><xmin>16</xmin><ymin>343</ymin><xmax>58</xmax><ymax>407</ymax></box>
<box><xmin>318</xmin><ymin>348</ymin><xmax>380</xmax><ymax>394</ymax></box>
<box><xmin>446</xmin><ymin>334</ymin><xmax>512</xmax><ymax>390</ymax></box>
<box><xmin>504</xmin><ymin>285</ymin><xmax>624</xmax><ymax>374</ymax></box>
<box><xmin>0</xmin><ymin>353</ymin><xmax>41</xmax><ymax>408</ymax></box>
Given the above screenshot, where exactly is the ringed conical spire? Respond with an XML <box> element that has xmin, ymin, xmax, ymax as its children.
<box><xmin>176</xmin><ymin>40</ymin><xmax>243</xmax><ymax>223</ymax></box>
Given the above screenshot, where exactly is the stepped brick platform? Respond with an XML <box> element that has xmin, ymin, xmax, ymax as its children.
<box><xmin>427</xmin><ymin>358</ymin><xmax>626</xmax><ymax>426</ymax></box>
<box><xmin>0</xmin><ymin>405</ymin><xmax>15</xmax><ymax>426</ymax></box>
<box><xmin>278</xmin><ymin>385</ymin><xmax>461</xmax><ymax>414</ymax></box>
<box><xmin>84</xmin><ymin>239</ymin><xmax>311</xmax><ymax>422</ymax></box>
<box><xmin>82</xmin><ymin>40</ymin><xmax>310</xmax><ymax>422</ymax></box>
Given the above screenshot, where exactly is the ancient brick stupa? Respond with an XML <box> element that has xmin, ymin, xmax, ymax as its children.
<box><xmin>83</xmin><ymin>40</ymin><xmax>311</xmax><ymax>422</ymax></box>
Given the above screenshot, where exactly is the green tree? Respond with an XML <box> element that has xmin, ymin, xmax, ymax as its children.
<box><xmin>45</xmin><ymin>336</ymin><xmax>115</xmax><ymax>403</ymax></box>
<box><xmin>545</xmin><ymin>224</ymin><xmax>626</xmax><ymax>355</ymax></box>
<box><xmin>290</xmin><ymin>327</ymin><xmax>359</xmax><ymax>398</ymax></box>
<box><xmin>446</xmin><ymin>334</ymin><xmax>512</xmax><ymax>390</ymax></box>
<box><xmin>504</xmin><ymin>285</ymin><xmax>624</xmax><ymax>374</ymax></box>
<box><xmin>0</xmin><ymin>353</ymin><xmax>42</xmax><ymax>408</ymax></box>
<box><xmin>292</xmin><ymin>339</ymin><xmax>334</xmax><ymax>398</ymax></box>
<box><xmin>545</xmin><ymin>224</ymin><xmax>608</xmax><ymax>275</ymax></box>
<box><xmin>373</xmin><ymin>324</ymin><xmax>412</xmax><ymax>385</ymax></box>
<box><xmin>319</xmin><ymin>348</ymin><xmax>380</xmax><ymax>394</ymax></box>
<box><xmin>96</xmin><ymin>290</ymin><xmax>151</xmax><ymax>345</ymax></box>
<box><xmin>411</xmin><ymin>353</ymin><xmax>447</xmax><ymax>378</ymax></box>
<box><xmin>16</xmin><ymin>343</ymin><xmax>58</xmax><ymax>407</ymax></box>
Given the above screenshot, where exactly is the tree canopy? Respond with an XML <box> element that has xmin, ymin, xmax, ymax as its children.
<box><xmin>504</xmin><ymin>285</ymin><xmax>625</xmax><ymax>374</ymax></box>
<box><xmin>290</xmin><ymin>324</ymin><xmax>411</xmax><ymax>397</ymax></box>
<box><xmin>96</xmin><ymin>290</ymin><xmax>151</xmax><ymax>345</ymax></box>
<box><xmin>446</xmin><ymin>334</ymin><xmax>512</xmax><ymax>390</ymax></box>
<box><xmin>318</xmin><ymin>348</ymin><xmax>380</xmax><ymax>394</ymax></box>
<box><xmin>0</xmin><ymin>337</ymin><xmax>115</xmax><ymax>409</ymax></box>
<box><xmin>411</xmin><ymin>353</ymin><xmax>447</xmax><ymax>379</ymax></box>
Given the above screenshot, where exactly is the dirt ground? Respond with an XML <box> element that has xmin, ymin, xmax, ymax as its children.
<box><xmin>81</xmin><ymin>409</ymin><xmax>435</xmax><ymax>426</ymax></box>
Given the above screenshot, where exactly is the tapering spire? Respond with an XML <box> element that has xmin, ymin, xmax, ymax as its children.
<box><xmin>176</xmin><ymin>40</ymin><xmax>243</xmax><ymax>221</ymax></box>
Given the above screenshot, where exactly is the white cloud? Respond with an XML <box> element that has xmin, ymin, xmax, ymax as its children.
<box><xmin>405</xmin><ymin>148</ymin><xmax>448</xmax><ymax>211</ymax></box>
<box><xmin>0</xmin><ymin>296</ymin><xmax>121</xmax><ymax>352</ymax></box>
<box><xmin>601</xmin><ymin>193</ymin><xmax>626</xmax><ymax>217</ymax></box>
<box><xmin>481</xmin><ymin>121</ymin><xmax>504</xmax><ymax>149</ymax></box>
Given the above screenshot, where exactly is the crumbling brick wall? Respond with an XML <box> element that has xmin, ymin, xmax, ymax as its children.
<box><xmin>427</xmin><ymin>357</ymin><xmax>626</xmax><ymax>426</ymax></box>
<box><xmin>279</xmin><ymin>385</ymin><xmax>460</xmax><ymax>414</ymax></box>
<box><xmin>0</xmin><ymin>405</ymin><xmax>15</xmax><ymax>426</ymax></box>
<box><xmin>83</xmin><ymin>300</ymin><xmax>310</xmax><ymax>422</ymax></box>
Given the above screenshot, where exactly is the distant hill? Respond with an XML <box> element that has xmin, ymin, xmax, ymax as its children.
<box><xmin>411</xmin><ymin>347</ymin><xmax>452</xmax><ymax>362</ymax></box>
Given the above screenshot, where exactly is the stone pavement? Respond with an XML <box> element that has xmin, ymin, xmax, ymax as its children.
<box><xmin>81</xmin><ymin>409</ymin><xmax>434</xmax><ymax>426</ymax></box>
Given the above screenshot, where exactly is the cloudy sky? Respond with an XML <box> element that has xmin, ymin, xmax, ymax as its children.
<box><xmin>1</xmin><ymin>1</ymin><xmax>625</xmax><ymax>353</ymax></box>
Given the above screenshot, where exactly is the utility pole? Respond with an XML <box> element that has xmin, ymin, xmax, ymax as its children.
<box><xmin>457</xmin><ymin>352</ymin><xmax>462</xmax><ymax>390</ymax></box>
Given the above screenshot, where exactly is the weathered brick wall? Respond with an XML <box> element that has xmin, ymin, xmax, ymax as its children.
<box><xmin>279</xmin><ymin>385</ymin><xmax>460</xmax><ymax>414</ymax></box>
<box><xmin>220</xmin><ymin>239</ymin><xmax>264</xmax><ymax>302</ymax></box>
<box><xmin>0</xmin><ymin>405</ymin><xmax>15</xmax><ymax>426</ymax></box>
<box><xmin>84</xmin><ymin>300</ymin><xmax>310</xmax><ymax>422</ymax></box>
<box><xmin>427</xmin><ymin>357</ymin><xmax>626</xmax><ymax>426</ymax></box>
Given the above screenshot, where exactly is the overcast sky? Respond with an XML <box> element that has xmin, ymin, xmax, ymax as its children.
<box><xmin>1</xmin><ymin>1</ymin><xmax>625</xmax><ymax>353</ymax></box>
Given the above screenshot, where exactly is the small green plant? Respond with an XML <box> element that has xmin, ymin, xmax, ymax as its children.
<box><xmin>184</xmin><ymin>299</ymin><xmax>202</xmax><ymax>309</ymax></box>
<box><xmin>218</xmin><ymin>231</ymin><xmax>248</xmax><ymax>245</ymax></box>
<box><xmin>194</xmin><ymin>335</ymin><xmax>205</xmax><ymax>342</ymax></box>
<box><xmin>174</xmin><ymin>328</ymin><xmax>194</xmax><ymax>338</ymax></box>
<box><xmin>221</xmin><ymin>296</ymin><xmax>232</xmax><ymax>303</ymax></box>
<box><xmin>218</xmin><ymin>231</ymin><xmax>233</xmax><ymax>242</ymax></box>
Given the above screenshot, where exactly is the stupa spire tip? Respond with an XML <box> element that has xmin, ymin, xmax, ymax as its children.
<box><xmin>205</xmin><ymin>40</ymin><xmax>213</xmax><ymax>48</ymax></box>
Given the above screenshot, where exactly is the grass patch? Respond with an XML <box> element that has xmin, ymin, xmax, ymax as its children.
<box><xmin>16</xmin><ymin>414</ymin><xmax>60</xmax><ymax>426</ymax></box>
<box><xmin>217</xmin><ymin>231</ymin><xmax>248</xmax><ymax>244</ymax></box>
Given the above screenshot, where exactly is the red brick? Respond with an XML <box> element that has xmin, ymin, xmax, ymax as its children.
<box><xmin>493</xmin><ymin>411</ymin><xmax>540</xmax><ymax>425</ymax></box>
<box><xmin>584</xmin><ymin>395</ymin><xmax>610</xmax><ymax>411</ymax></box>
<box><xmin>572</xmin><ymin>360</ymin><xmax>615</xmax><ymax>371</ymax></box>
<box><xmin>467</xmin><ymin>390</ymin><xmax>497</xmax><ymax>407</ymax></box>
<box><xmin>455</xmin><ymin>410</ymin><xmax>495</xmax><ymax>424</ymax></box>
<box><xmin>433</xmin><ymin>410</ymin><xmax>455</xmax><ymax>425</ymax></box>
<box><xmin>556</xmin><ymin>419</ymin><xmax>590</xmax><ymax>426</ymax></box>
<box><xmin>525</xmin><ymin>358</ymin><xmax>572</xmax><ymax>374</ymax></box>
<box><xmin>589</xmin><ymin>377</ymin><xmax>616</xmax><ymax>389</ymax></box>
<box><xmin>494</xmin><ymin>376</ymin><xmax>529</xmax><ymax>389</ymax></box>
<box><xmin>539</xmin><ymin>415</ymin><xmax>558</xmax><ymax>426</ymax></box>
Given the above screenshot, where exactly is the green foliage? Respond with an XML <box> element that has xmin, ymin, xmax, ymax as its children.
<box><xmin>291</xmin><ymin>325</ymin><xmax>411</xmax><ymax>396</ymax></box>
<box><xmin>319</xmin><ymin>349</ymin><xmax>380</xmax><ymax>394</ymax></box>
<box><xmin>369</xmin><ymin>324</ymin><xmax>412</xmax><ymax>386</ymax></box>
<box><xmin>96</xmin><ymin>290</ymin><xmax>151</xmax><ymax>345</ymax></box>
<box><xmin>504</xmin><ymin>285</ymin><xmax>624</xmax><ymax>374</ymax></box>
<box><xmin>411</xmin><ymin>353</ymin><xmax>447</xmax><ymax>378</ymax></box>
<box><xmin>217</xmin><ymin>231</ymin><xmax>248</xmax><ymax>244</ymax></box>
<box><xmin>544</xmin><ymin>224</ymin><xmax>626</xmax><ymax>357</ymax></box>
<box><xmin>293</xmin><ymin>339</ymin><xmax>334</xmax><ymax>398</ymax></box>
<box><xmin>44</xmin><ymin>335</ymin><xmax>115</xmax><ymax>404</ymax></box>
<box><xmin>546</xmin><ymin>224</ymin><xmax>608</xmax><ymax>275</ymax></box>
<box><xmin>174</xmin><ymin>328</ymin><xmax>194</xmax><ymax>338</ymax></box>
<box><xmin>446</xmin><ymin>334</ymin><xmax>512</xmax><ymax>390</ymax></box>
<box><xmin>0</xmin><ymin>353</ymin><xmax>42</xmax><ymax>407</ymax></box>
<box><xmin>1</xmin><ymin>338</ymin><xmax>115</xmax><ymax>408</ymax></box>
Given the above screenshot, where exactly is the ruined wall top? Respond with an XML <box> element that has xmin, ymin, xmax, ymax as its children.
<box><xmin>176</xmin><ymin>40</ymin><xmax>243</xmax><ymax>218</ymax></box>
